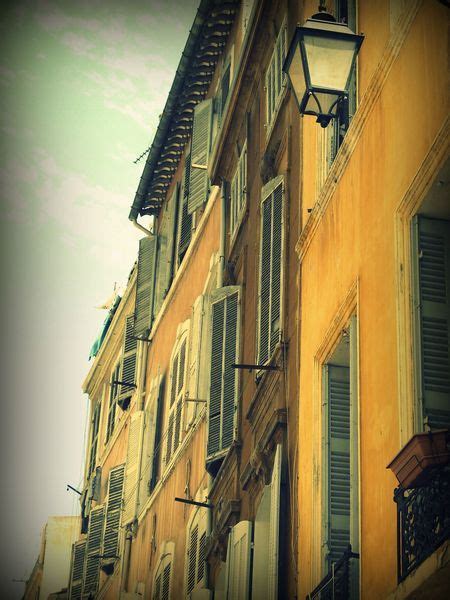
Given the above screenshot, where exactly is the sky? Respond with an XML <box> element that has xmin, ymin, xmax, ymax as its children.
<box><xmin>0</xmin><ymin>0</ymin><xmax>198</xmax><ymax>596</ymax></box>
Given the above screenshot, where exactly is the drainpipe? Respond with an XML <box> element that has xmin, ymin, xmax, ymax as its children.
<box><xmin>131</xmin><ymin>216</ymin><xmax>153</xmax><ymax>237</ymax></box>
<box><xmin>121</xmin><ymin>527</ymin><xmax>133</xmax><ymax>592</ymax></box>
<box><xmin>218</xmin><ymin>180</ymin><xmax>226</xmax><ymax>288</ymax></box>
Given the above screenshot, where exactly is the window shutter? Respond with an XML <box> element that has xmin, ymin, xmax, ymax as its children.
<box><xmin>188</xmin><ymin>99</ymin><xmax>213</xmax><ymax>214</ymax></box>
<box><xmin>186</xmin><ymin>295</ymin><xmax>205</xmax><ymax>427</ymax></box>
<box><xmin>413</xmin><ymin>216</ymin><xmax>450</xmax><ymax>430</ymax></box>
<box><xmin>327</xmin><ymin>365</ymin><xmax>351</xmax><ymax>565</ymax></box>
<box><xmin>162</xmin><ymin>563</ymin><xmax>171</xmax><ymax>600</ymax></box>
<box><xmin>207</xmin><ymin>287</ymin><xmax>240</xmax><ymax>459</ymax></box>
<box><xmin>123</xmin><ymin>411</ymin><xmax>145</xmax><ymax>523</ymax></box>
<box><xmin>178</xmin><ymin>153</ymin><xmax>193</xmax><ymax>259</ymax></box>
<box><xmin>69</xmin><ymin>540</ymin><xmax>86</xmax><ymax>600</ymax></box>
<box><xmin>150</xmin><ymin>377</ymin><xmax>165</xmax><ymax>492</ymax></box>
<box><xmin>251</xmin><ymin>487</ymin><xmax>270</xmax><ymax>600</ymax></box>
<box><xmin>118</xmin><ymin>316</ymin><xmax>138</xmax><ymax>410</ymax></box>
<box><xmin>103</xmin><ymin>464</ymin><xmax>125</xmax><ymax>562</ymax></box>
<box><xmin>82</xmin><ymin>505</ymin><xmax>105</xmax><ymax>597</ymax></box>
<box><xmin>187</xmin><ymin>524</ymin><xmax>199</xmax><ymax>594</ymax></box>
<box><xmin>268</xmin><ymin>444</ymin><xmax>282</xmax><ymax>599</ymax></box>
<box><xmin>135</xmin><ymin>236</ymin><xmax>157</xmax><ymax>339</ymax></box>
<box><xmin>154</xmin><ymin>185</ymin><xmax>179</xmax><ymax>317</ymax></box>
<box><xmin>258</xmin><ymin>177</ymin><xmax>283</xmax><ymax>365</ymax></box>
<box><xmin>154</xmin><ymin>573</ymin><xmax>161</xmax><ymax>600</ymax></box>
<box><xmin>228</xmin><ymin>521</ymin><xmax>252</xmax><ymax>600</ymax></box>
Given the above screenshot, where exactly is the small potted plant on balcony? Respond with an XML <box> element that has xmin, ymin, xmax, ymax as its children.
<box><xmin>387</xmin><ymin>429</ymin><xmax>450</xmax><ymax>489</ymax></box>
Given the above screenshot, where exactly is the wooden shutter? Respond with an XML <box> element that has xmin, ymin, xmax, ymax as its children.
<box><xmin>207</xmin><ymin>287</ymin><xmax>240</xmax><ymax>459</ymax></box>
<box><xmin>162</xmin><ymin>562</ymin><xmax>171</xmax><ymax>600</ymax></box>
<box><xmin>103</xmin><ymin>464</ymin><xmax>125</xmax><ymax>561</ymax></box>
<box><xmin>123</xmin><ymin>411</ymin><xmax>145</xmax><ymax>523</ymax></box>
<box><xmin>135</xmin><ymin>236</ymin><xmax>157</xmax><ymax>339</ymax></box>
<box><xmin>186</xmin><ymin>295</ymin><xmax>205</xmax><ymax>427</ymax></box>
<box><xmin>118</xmin><ymin>315</ymin><xmax>138</xmax><ymax>409</ymax></box>
<box><xmin>186</xmin><ymin>507</ymin><xmax>208</xmax><ymax>595</ymax></box>
<box><xmin>228</xmin><ymin>521</ymin><xmax>252</xmax><ymax>600</ymax></box>
<box><xmin>327</xmin><ymin>365</ymin><xmax>351</xmax><ymax>565</ymax></box>
<box><xmin>154</xmin><ymin>185</ymin><xmax>179</xmax><ymax>317</ymax></box>
<box><xmin>258</xmin><ymin>177</ymin><xmax>283</xmax><ymax>366</ymax></box>
<box><xmin>150</xmin><ymin>377</ymin><xmax>165</xmax><ymax>492</ymax></box>
<box><xmin>178</xmin><ymin>152</ymin><xmax>193</xmax><ymax>259</ymax></box>
<box><xmin>69</xmin><ymin>540</ymin><xmax>86</xmax><ymax>600</ymax></box>
<box><xmin>188</xmin><ymin>99</ymin><xmax>213</xmax><ymax>214</ymax></box>
<box><xmin>268</xmin><ymin>444</ymin><xmax>282</xmax><ymax>599</ymax></box>
<box><xmin>82</xmin><ymin>505</ymin><xmax>104</xmax><ymax>597</ymax></box>
<box><xmin>251</xmin><ymin>488</ymin><xmax>270</xmax><ymax>600</ymax></box>
<box><xmin>413</xmin><ymin>216</ymin><xmax>450</xmax><ymax>430</ymax></box>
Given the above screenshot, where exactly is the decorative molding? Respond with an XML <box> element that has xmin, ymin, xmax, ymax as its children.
<box><xmin>296</xmin><ymin>0</ymin><xmax>423</xmax><ymax>263</ymax></box>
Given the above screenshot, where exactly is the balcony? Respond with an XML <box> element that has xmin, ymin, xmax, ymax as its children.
<box><xmin>306</xmin><ymin>545</ymin><xmax>359</xmax><ymax>600</ymax></box>
<box><xmin>394</xmin><ymin>465</ymin><xmax>450</xmax><ymax>582</ymax></box>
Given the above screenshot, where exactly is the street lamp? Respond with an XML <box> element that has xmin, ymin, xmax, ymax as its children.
<box><xmin>283</xmin><ymin>6</ymin><xmax>364</xmax><ymax>128</ymax></box>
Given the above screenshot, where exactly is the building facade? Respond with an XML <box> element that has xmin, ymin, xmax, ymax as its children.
<box><xmin>63</xmin><ymin>1</ymin><xmax>449</xmax><ymax>599</ymax></box>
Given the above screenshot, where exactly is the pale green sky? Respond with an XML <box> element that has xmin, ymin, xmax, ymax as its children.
<box><xmin>0</xmin><ymin>0</ymin><xmax>198</xmax><ymax>596</ymax></box>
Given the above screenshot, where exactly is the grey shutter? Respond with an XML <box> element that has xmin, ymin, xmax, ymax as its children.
<box><xmin>197</xmin><ymin>531</ymin><xmax>206</xmax><ymax>584</ymax></box>
<box><xmin>251</xmin><ymin>488</ymin><xmax>270</xmax><ymax>600</ymax></box>
<box><xmin>327</xmin><ymin>365</ymin><xmax>350</xmax><ymax>565</ymax></box>
<box><xmin>135</xmin><ymin>236</ymin><xmax>157</xmax><ymax>338</ymax></box>
<box><xmin>178</xmin><ymin>153</ymin><xmax>192</xmax><ymax>259</ymax></box>
<box><xmin>188</xmin><ymin>99</ymin><xmax>213</xmax><ymax>214</ymax></box>
<box><xmin>118</xmin><ymin>315</ymin><xmax>138</xmax><ymax>409</ymax></box>
<box><xmin>413</xmin><ymin>216</ymin><xmax>450</xmax><ymax>430</ymax></box>
<box><xmin>154</xmin><ymin>185</ymin><xmax>179</xmax><ymax>317</ymax></box>
<box><xmin>103</xmin><ymin>464</ymin><xmax>125</xmax><ymax>562</ymax></box>
<box><xmin>207</xmin><ymin>288</ymin><xmax>240</xmax><ymax>459</ymax></box>
<box><xmin>258</xmin><ymin>178</ymin><xmax>283</xmax><ymax>365</ymax></box>
<box><xmin>82</xmin><ymin>505</ymin><xmax>104</xmax><ymax>597</ymax></box>
<box><xmin>69</xmin><ymin>540</ymin><xmax>86</xmax><ymax>600</ymax></box>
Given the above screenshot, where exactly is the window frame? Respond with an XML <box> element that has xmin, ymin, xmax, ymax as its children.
<box><xmin>88</xmin><ymin>401</ymin><xmax>101</xmax><ymax>479</ymax></box>
<box><xmin>264</xmin><ymin>16</ymin><xmax>287</xmax><ymax>137</ymax></box>
<box><xmin>229</xmin><ymin>140</ymin><xmax>248</xmax><ymax>248</ymax></box>
<box><xmin>106</xmin><ymin>361</ymin><xmax>120</xmax><ymax>443</ymax></box>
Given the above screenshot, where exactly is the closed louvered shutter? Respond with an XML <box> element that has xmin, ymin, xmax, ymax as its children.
<box><xmin>123</xmin><ymin>411</ymin><xmax>145</xmax><ymax>523</ymax></box>
<box><xmin>268</xmin><ymin>444</ymin><xmax>282</xmax><ymax>599</ymax></box>
<box><xmin>207</xmin><ymin>287</ymin><xmax>240</xmax><ymax>459</ymax></box>
<box><xmin>118</xmin><ymin>315</ymin><xmax>138</xmax><ymax>409</ymax></box>
<box><xmin>103</xmin><ymin>464</ymin><xmax>125</xmax><ymax>561</ymax></box>
<box><xmin>150</xmin><ymin>377</ymin><xmax>165</xmax><ymax>492</ymax></box>
<box><xmin>135</xmin><ymin>236</ymin><xmax>157</xmax><ymax>339</ymax></box>
<box><xmin>82</xmin><ymin>505</ymin><xmax>104</xmax><ymax>597</ymax></box>
<box><xmin>413</xmin><ymin>216</ymin><xmax>450</xmax><ymax>430</ymax></box>
<box><xmin>186</xmin><ymin>295</ymin><xmax>205</xmax><ymax>427</ymax></box>
<box><xmin>186</xmin><ymin>507</ymin><xmax>208</xmax><ymax>595</ymax></box>
<box><xmin>154</xmin><ymin>185</ymin><xmax>179</xmax><ymax>318</ymax></box>
<box><xmin>327</xmin><ymin>365</ymin><xmax>350</xmax><ymax>565</ymax></box>
<box><xmin>188</xmin><ymin>99</ymin><xmax>213</xmax><ymax>214</ymax></box>
<box><xmin>258</xmin><ymin>177</ymin><xmax>283</xmax><ymax>366</ymax></box>
<box><xmin>228</xmin><ymin>521</ymin><xmax>252</xmax><ymax>600</ymax></box>
<box><xmin>187</xmin><ymin>524</ymin><xmax>198</xmax><ymax>594</ymax></box>
<box><xmin>69</xmin><ymin>540</ymin><xmax>86</xmax><ymax>600</ymax></box>
<box><xmin>162</xmin><ymin>563</ymin><xmax>171</xmax><ymax>599</ymax></box>
<box><xmin>166</xmin><ymin>339</ymin><xmax>187</xmax><ymax>463</ymax></box>
<box><xmin>178</xmin><ymin>153</ymin><xmax>193</xmax><ymax>259</ymax></box>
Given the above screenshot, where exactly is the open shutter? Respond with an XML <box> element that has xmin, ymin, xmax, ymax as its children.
<box><xmin>118</xmin><ymin>315</ymin><xmax>138</xmax><ymax>410</ymax></box>
<box><xmin>413</xmin><ymin>216</ymin><xmax>450</xmax><ymax>430</ymax></box>
<box><xmin>186</xmin><ymin>295</ymin><xmax>205</xmax><ymax>427</ymax></box>
<box><xmin>207</xmin><ymin>287</ymin><xmax>240</xmax><ymax>459</ymax></box>
<box><xmin>327</xmin><ymin>365</ymin><xmax>351</xmax><ymax>565</ymax></box>
<box><xmin>258</xmin><ymin>177</ymin><xmax>283</xmax><ymax>365</ymax></box>
<box><xmin>228</xmin><ymin>521</ymin><xmax>252</xmax><ymax>600</ymax></box>
<box><xmin>251</xmin><ymin>488</ymin><xmax>270</xmax><ymax>600</ymax></box>
<box><xmin>82</xmin><ymin>505</ymin><xmax>104</xmax><ymax>597</ymax></box>
<box><xmin>69</xmin><ymin>540</ymin><xmax>86</xmax><ymax>600</ymax></box>
<box><xmin>123</xmin><ymin>411</ymin><xmax>145</xmax><ymax>523</ymax></box>
<box><xmin>103</xmin><ymin>464</ymin><xmax>125</xmax><ymax>562</ymax></box>
<box><xmin>154</xmin><ymin>185</ymin><xmax>179</xmax><ymax>317</ymax></box>
<box><xmin>178</xmin><ymin>153</ymin><xmax>193</xmax><ymax>259</ymax></box>
<box><xmin>135</xmin><ymin>236</ymin><xmax>157</xmax><ymax>339</ymax></box>
<box><xmin>188</xmin><ymin>99</ymin><xmax>213</xmax><ymax>214</ymax></box>
<box><xmin>150</xmin><ymin>377</ymin><xmax>165</xmax><ymax>492</ymax></box>
<box><xmin>268</xmin><ymin>445</ymin><xmax>282</xmax><ymax>599</ymax></box>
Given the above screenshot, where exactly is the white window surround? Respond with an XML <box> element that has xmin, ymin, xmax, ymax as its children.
<box><xmin>229</xmin><ymin>140</ymin><xmax>248</xmax><ymax>246</ymax></box>
<box><xmin>264</xmin><ymin>16</ymin><xmax>287</xmax><ymax>137</ymax></box>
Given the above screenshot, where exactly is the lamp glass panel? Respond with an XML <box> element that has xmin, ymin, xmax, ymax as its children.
<box><xmin>303</xmin><ymin>34</ymin><xmax>357</xmax><ymax>91</ymax></box>
<box><xmin>287</xmin><ymin>45</ymin><xmax>307</xmax><ymax>108</ymax></box>
<box><xmin>305</xmin><ymin>91</ymin><xmax>340</xmax><ymax>115</ymax></box>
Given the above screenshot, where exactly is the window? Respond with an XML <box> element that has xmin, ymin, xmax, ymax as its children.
<box><xmin>188</xmin><ymin>98</ymin><xmax>213</xmax><ymax>215</ymax></box>
<box><xmin>165</xmin><ymin>337</ymin><xmax>188</xmax><ymax>464</ymax></box>
<box><xmin>117</xmin><ymin>315</ymin><xmax>138</xmax><ymax>411</ymax></box>
<box><xmin>257</xmin><ymin>176</ymin><xmax>284</xmax><ymax>366</ymax></box>
<box><xmin>265</xmin><ymin>17</ymin><xmax>287</xmax><ymax>133</ymax></box>
<box><xmin>140</xmin><ymin>376</ymin><xmax>165</xmax><ymax>506</ymax></box>
<box><xmin>230</xmin><ymin>140</ymin><xmax>247</xmax><ymax>241</ymax></box>
<box><xmin>68</xmin><ymin>540</ymin><xmax>86</xmax><ymax>600</ymax></box>
<box><xmin>177</xmin><ymin>151</ymin><xmax>193</xmax><ymax>265</ymax></box>
<box><xmin>153</xmin><ymin>548</ymin><xmax>173</xmax><ymax>600</ymax></box>
<box><xmin>322</xmin><ymin>316</ymin><xmax>359</xmax><ymax>595</ymax></box>
<box><xmin>227</xmin><ymin>521</ymin><xmax>252</xmax><ymax>600</ymax></box>
<box><xmin>102</xmin><ymin>464</ymin><xmax>125</xmax><ymax>574</ymax></box>
<box><xmin>207</xmin><ymin>287</ymin><xmax>240</xmax><ymax>464</ymax></box>
<box><xmin>135</xmin><ymin>235</ymin><xmax>158</xmax><ymax>339</ymax></box>
<box><xmin>411</xmin><ymin>215</ymin><xmax>450</xmax><ymax>432</ymax></box>
<box><xmin>88</xmin><ymin>402</ymin><xmax>101</xmax><ymax>478</ymax></box>
<box><xmin>83</xmin><ymin>505</ymin><xmax>105</xmax><ymax>597</ymax></box>
<box><xmin>185</xmin><ymin>505</ymin><xmax>208</xmax><ymax>595</ymax></box>
<box><xmin>217</xmin><ymin>52</ymin><xmax>232</xmax><ymax>129</ymax></box>
<box><xmin>106</xmin><ymin>363</ymin><xmax>120</xmax><ymax>443</ymax></box>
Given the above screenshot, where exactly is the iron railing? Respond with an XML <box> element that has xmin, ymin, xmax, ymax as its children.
<box><xmin>394</xmin><ymin>465</ymin><xmax>450</xmax><ymax>582</ymax></box>
<box><xmin>306</xmin><ymin>545</ymin><xmax>359</xmax><ymax>600</ymax></box>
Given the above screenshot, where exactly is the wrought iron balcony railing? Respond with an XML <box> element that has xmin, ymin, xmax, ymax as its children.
<box><xmin>306</xmin><ymin>545</ymin><xmax>359</xmax><ymax>600</ymax></box>
<box><xmin>394</xmin><ymin>465</ymin><xmax>450</xmax><ymax>582</ymax></box>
